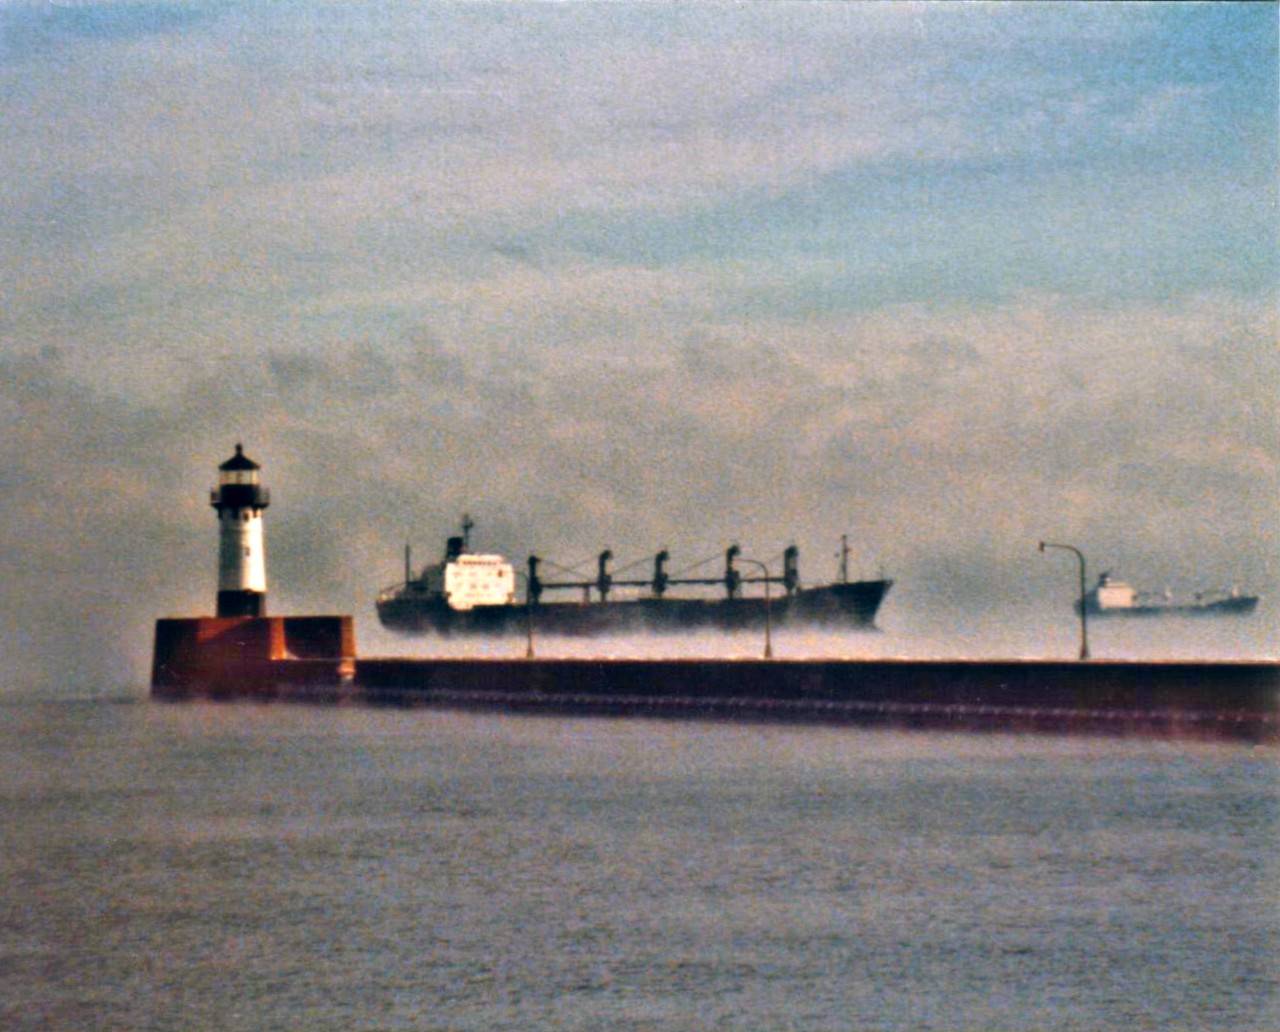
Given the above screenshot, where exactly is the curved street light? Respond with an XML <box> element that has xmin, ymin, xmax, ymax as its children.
<box><xmin>518</xmin><ymin>570</ymin><xmax>535</xmax><ymax>659</ymax></box>
<box><xmin>1039</xmin><ymin>541</ymin><xmax>1090</xmax><ymax>660</ymax></box>
<box><xmin>736</xmin><ymin>557</ymin><xmax>774</xmax><ymax>659</ymax></box>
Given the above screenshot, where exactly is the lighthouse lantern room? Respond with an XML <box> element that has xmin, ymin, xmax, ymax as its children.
<box><xmin>210</xmin><ymin>444</ymin><xmax>270</xmax><ymax>617</ymax></box>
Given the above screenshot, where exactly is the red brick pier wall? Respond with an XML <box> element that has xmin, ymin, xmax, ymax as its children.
<box><xmin>151</xmin><ymin>616</ymin><xmax>355</xmax><ymax>699</ymax></box>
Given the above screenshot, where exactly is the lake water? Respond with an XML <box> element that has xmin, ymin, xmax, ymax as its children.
<box><xmin>2</xmin><ymin>698</ymin><xmax>1277</xmax><ymax>1030</ymax></box>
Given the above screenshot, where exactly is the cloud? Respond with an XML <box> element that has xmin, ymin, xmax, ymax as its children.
<box><xmin>3</xmin><ymin>284</ymin><xmax>1275</xmax><ymax>687</ymax></box>
<box><xmin>2</xmin><ymin>2</ymin><xmax>1276</xmax><ymax>688</ymax></box>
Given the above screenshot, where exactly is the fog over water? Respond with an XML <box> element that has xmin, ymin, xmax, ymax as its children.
<box><xmin>360</xmin><ymin>603</ymin><xmax>1274</xmax><ymax>665</ymax></box>
<box><xmin>1</xmin><ymin>1</ymin><xmax>1276</xmax><ymax>692</ymax></box>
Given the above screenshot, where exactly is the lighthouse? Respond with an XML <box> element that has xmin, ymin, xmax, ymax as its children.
<box><xmin>211</xmin><ymin>444</ymin><xmax>270</xmax><ymax>617</ymax></box>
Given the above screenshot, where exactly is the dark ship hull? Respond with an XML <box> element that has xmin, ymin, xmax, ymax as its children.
<box><xmin>377</xmin><ymin>579</ymin><xmax>891</xmax><ymax>637</ymax></box>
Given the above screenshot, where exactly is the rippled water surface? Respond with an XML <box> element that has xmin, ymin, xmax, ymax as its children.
<box><xmin>2</xmin><ymin>699</ymin><xmax>1277</xmax><ymax>1030</ymax></box>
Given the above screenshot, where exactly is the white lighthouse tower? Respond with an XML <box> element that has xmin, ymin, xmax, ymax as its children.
<box><xmin>211</xmin><ymin>444</ymin><xmax>270</xmax><ymax>617</ymax></box>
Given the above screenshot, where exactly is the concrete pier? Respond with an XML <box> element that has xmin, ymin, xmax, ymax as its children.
<box><xmin>150</xmin><ymin>618</ymin><xmax>1278</xmax><ymax>742</ymax></box>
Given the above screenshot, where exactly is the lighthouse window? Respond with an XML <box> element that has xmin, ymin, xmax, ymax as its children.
<box><xmin>243</xmin><ymin>512</ymin><xmax>250</xmax><ymax>522</ymax></box>
<box><xmin>244</xmin><ymin>547</ymin><xmax>251</xmax><ymax>557</ymax></box>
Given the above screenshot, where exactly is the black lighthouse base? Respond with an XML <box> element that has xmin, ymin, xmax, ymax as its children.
<box><xmin>217</xmin><ymin>590</ymin><xmax>266</xmax><ymax>618</ymax></box>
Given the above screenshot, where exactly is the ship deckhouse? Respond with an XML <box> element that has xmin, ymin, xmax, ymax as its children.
<box><xmin>1093</xmin><ymin>572</ymin><xmax>1136</xmax><ymax>611</ymax></box>
<box><xmin>426</xmin><ymin>530</ymin><xmax>513</xmax><ymax>611</ymax></box>
<box><xmin>444</xmin><ymin>553</ymin><xmax>516</xmax><ymax>611</ymax></box>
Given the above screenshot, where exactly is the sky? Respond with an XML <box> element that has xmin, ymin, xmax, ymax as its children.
<box><xmin>1</xmin><ymin>0</ymin><xmax>1276</xmax><ymax>690</ymax></box>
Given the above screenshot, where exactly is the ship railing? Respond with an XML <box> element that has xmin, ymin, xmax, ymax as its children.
<box><xmin>376</xmin><ymin>583</ymin><xmax>413</xmax><ymax>603</ymax></box>
<box><xmin>531</xmin><ymin>574</ymin><xmax>790</xmax><ymax>596</ymax></box>
<box><xmin>532</xmin><ymin>545</ymin><xmax>798</xmax><ymax>601</ymax></box>
<box><xmin>1193</xmin><ymin>587</ymin><xmax>1245</xmax><ymax>602</ymax></box>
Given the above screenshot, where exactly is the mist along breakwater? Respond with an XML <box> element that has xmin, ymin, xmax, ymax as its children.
<box><xmin>150</xmin><ymin>617</ymin><xmax>1279</xmax><ymax>742</ymax></box>
<box><xmin>353</xmin><ymin>657</ymin><xmax>1280</xmax><ymax>741</ymax></box>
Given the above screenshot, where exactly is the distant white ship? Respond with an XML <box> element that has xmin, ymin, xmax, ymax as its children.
<box><xmin>1078</xmin><ymin>572</ymin><xmax>1258</xmax><ymax>617</ymax></box>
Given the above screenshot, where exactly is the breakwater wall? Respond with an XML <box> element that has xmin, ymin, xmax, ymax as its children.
<box><xmin>150</xmin><ymin>618</ymin><xmax>1278</xmax><ymax>741</ymax></box>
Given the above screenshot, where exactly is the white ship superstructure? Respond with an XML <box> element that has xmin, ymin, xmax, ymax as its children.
<box><xmin>443</xmin><ymin>553</ymin><xmax>517</xmax><ymax>610</ymax></box>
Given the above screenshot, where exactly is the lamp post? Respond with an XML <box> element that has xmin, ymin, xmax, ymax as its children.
<box><xmin>525</xmin><ymin>595</ymin><xmax>535</xmax><ymax>659</ymax></box>
<box><xmin>1039</xmin><ymin>541</ymin><xmax>1090</xmax><ymax>660</ymax></box>
<box><xmin>519</xmin><ymin>571</ymin><xmax>535</xmax><ymax>659</ymax></box>
<box><xmin>737</xmin><ymin>557</ymin><xmax>774</xmax><ymax>659</ymax></box>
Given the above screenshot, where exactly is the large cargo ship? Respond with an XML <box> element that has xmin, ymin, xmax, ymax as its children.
<box><xmin>376</xmin><ymin>520</ymin><xmax>891</xmax><ymax>636</ymax></box>
<box><xmin>1078</xmin><ymin>572</ymin><xmax>1259</xmax><ymax>617</ymax></box>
